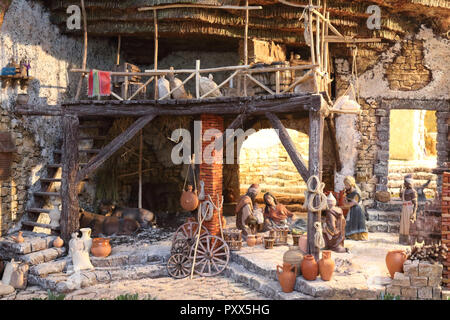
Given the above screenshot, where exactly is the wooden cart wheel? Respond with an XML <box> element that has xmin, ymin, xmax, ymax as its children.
<box><xmin>167</xmin><ymin>253</ymin><xmax>192</xmax><ymax>279</ymax></box>
<box><xmin>190</xmin><ymin>235</ymin><xmax>230</xmax><ymax>277</ymax></box>
<box><xmin>171</xmin><ymin>239</ymin><xmax>190</xmax><ymax>256</ymax></box>
<box><xmin>173</xmin><ymin>222</ymin><xmax>209</xmax><ymax>246</ymax></box>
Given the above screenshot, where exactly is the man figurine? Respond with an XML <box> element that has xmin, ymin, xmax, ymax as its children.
<box><xmin>235</xmin><ymin>184</ymin><xmax>261</xmax><ymax>238</ymax></box>
<box><xmin>323</xmin><ymin>193</ymin><xmax>347</xmax><ymax>253</ymax></box>
<box><xmin>399</xmin><ymin>174</ymin><xmax>418</xmax><ymax>245</ymax></box>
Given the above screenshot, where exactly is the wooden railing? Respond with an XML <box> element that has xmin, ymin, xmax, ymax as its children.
<box><xmin>70</xmin><ymin>60</ymin><xmax>318</xmax><ymax>102</ymax></box>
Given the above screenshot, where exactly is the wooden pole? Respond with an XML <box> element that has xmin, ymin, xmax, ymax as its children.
<box><xmin>307</xmin><ymin>110</ymin><xmax>324</xmax><ymax>262</ymax></box>
<box><xmin>116</xmin><ymin>35</ymin><xmax>121</xmax><ymax>65</ymax></box>
<box><xmin>243</xmin><ymin>0</ymin><xmax>249</xmax><ymax>97</ymax></box>
<box><xmin>60</xmin><ymin>115</ymin><xmax>80</xmax><ymax>244</ymax></box>
<box><xmin>308</xmin><ymin>7</ymin><xmax>316</xmax><ymax>65</ymax></box>
<box><xmin>195</xmin><ymin>60</ymin><xmax>200</xmax><ymax>99</ymax></box>
<box><xmin>74</xmin><ymin>0</ymin><xmax>88</xmax><ymax>101</ymax></box>
<box><xmin>138</xmin><ymin>130</ymin><xmax>143</xmax><ymax>209</ymax></box>
<box><xmin>153</xmin><ymin>9</ymin><xmax>159</xmax><ymax>100</ymax></box>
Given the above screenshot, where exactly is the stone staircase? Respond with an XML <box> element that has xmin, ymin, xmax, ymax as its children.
<box><xmin>20</xmin><ymin>119</ymin><xmax>112</xmax><ymax>234</ymax></box>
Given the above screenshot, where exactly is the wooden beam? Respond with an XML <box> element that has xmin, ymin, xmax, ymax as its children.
<box><xmin>154</xmin><ymin>9</ymin><xmax>159</xmax><ymax>100</ymax></box>
<box><xmin>243</xmin><ymin>0</ymin><xmax>249</xmax><ymax>97</ymax></box>
<box><xmin>60</xmin><ymin>115</ymin><xmax>80</xmax><ymax>244</ymax></box>
<box><xmin>74</xmin><ymin>0</ymin><xmax>88</xmax><ymax>101</ymax></box>
<box><xmin>76</xmin><ymin>114</ymin><xmax>157</xmax><ymax>182</ymax></box>
<box><xmin>138</xmin><ymin>130</ymin><xmax>143</xmax><ymax>209</ymax></box>
<box><xmin>324</xmin><ymin>36</ymin><xmax>382</xmax><ymax>43</ymax></box>
<box><xmin>265</xmin><ymin>112</ymin><xmax>309</xmax><ymax>182</ymax></box>
<box><xmin>307</xmin><ymin>110</ymin><xmax>324</xmax><ymax>262</ymax></box>
<box><xmin>138</xmin><ymin>4</ymin><xmax>263</xmax><ymax>11</ymax></box>
<box><xmin>325</xmin><ymin>116</ymin><xmax>342</xmax><ymax>172</ymax></box>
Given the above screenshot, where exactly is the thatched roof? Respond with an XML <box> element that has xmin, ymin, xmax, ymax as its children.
<box><xmin>43</xmin><ymin>0</ymin><xmax>450</xmax><ymax>63</ymax></box>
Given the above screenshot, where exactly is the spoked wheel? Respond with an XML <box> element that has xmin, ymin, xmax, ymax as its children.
<box><xmin>173</xmin><ymin>222</ymin><xmax>209</xmax><ymax>247</ymax></box>
<box><xmin>190</xmin><ymin>235</ymin><xmax>230</xmax><ymax>277</ymax></box>
<box><xmin>167</xmin><ymin>253</ymin><xmax>192</xmax><ymax>279</ymax></box>
<box><xmin>171</xmin><ymin>239</ymin><xmax>190</xmax><ymax>256</ymax></box>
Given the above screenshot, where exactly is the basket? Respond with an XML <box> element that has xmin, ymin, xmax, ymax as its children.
<box><xmin>269</xmin><ymin>226</ymin><xmax>289</xmax><ymax>246</ymax></box>
<box><xmin>224</xmin><ymin>228</ymin><xmax>242</xmax><ymax>251</ymax></box>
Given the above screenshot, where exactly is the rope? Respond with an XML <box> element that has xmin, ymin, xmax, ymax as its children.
<box><xmin>314</xmin><ymin>221</ymin><xmax>325</xmax><ymax>249</ymax></box>
<box><xmin>303</xmin><ymin>175</ymin><xmax>328</xmax><ymax>212</ymax></box>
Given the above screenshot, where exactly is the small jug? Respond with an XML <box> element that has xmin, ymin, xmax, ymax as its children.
<box><xmin>276</xmin><ymin>263</ymin><xmax>297</xmax><ymax>293</ymax></box>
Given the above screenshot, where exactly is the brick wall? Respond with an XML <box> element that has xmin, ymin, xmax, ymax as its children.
<box><xmin>200</xmin><ymin>114</ymin><xmax>224</xmax><ymax>236</ymax></box>
<box><xmin>442</xmin><ymin>172</ymin><xmax>450</xmax><ymax>287</ymax></box>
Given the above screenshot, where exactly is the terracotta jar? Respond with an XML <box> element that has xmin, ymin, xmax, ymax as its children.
<box><xmin>277</xmin><ymin>263</ymin><xmax>297</xmax><ymax>293</ymax></box>
<box><xmin>90</xmin><ymin>238</ymin><xmax>112</xmax><ymax>257</ymax></box>
<box><xmin>301</xmin><ymin>254</ymin><xmax>319</xmax><ymax>281</ymax></box>
<box><xmin>318</xmin><ymin>250</ymin><xmax>335</xmax><ymax>281</ymax></box>
<box><xmin>246</xmin><ymin>235</ymin><xmax>256</xmax><ymax>247</ymax></box>
<box><xmin>180</xmin><ymin>185</ymin><xmax>199</xmax><ymax>211</ymax></box>
<box><xmin>386</xmin><ymin>249</ymin><xmax>407</xmax><ymax>279</ymax></box>
<box><xmin>12</xmin><ymin>231</ymin><xmax>24</xmax><ymax>243</ymax></box>
<box><xmin>283</xmin><ymin>246</ymin><xmax>303</xmax><ymax>276</ymax></box>
<box><xmin>298</xmin><ymin>235</ymin><xmax>308</xmax><ymax>254</ymax></box>
<box><xmin>53</xmin><ymin>236</ymin><xmax>64</xmax><ymax>248</ymax></box>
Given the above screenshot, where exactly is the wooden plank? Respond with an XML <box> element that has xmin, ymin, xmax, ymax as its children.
<box><xmin>154</xmin><ymin>9</ymin><xmax>159</xmax><ymax>100</ymax></box>
<box><xmin>324</xmin><ymin>36</ymin><xmax>382</xmax><ymax>43</ymax></box>
<box><xmin>326</xmin><ymin>116</ymin><xmax>342</xmax><ymax>172</ymax></box>
<box><xmin>138</xmin><ymin>4</ymin><xmax>263</xmax><ymax>11</ymax></box>
<box><xmin>307</xmin><ymin>110</ymin><xmax>324</xmax><ymax>262</ymax></box>
<box><xmin>265</xmin><ymin>112</ymin><xmax>309</xmax><ymax>182</ymax></box>
<box><xmin>246</xmin><ymin>74</ymin><xmax>275</xmax><ymax>95</ymax></box>
<box><xmin>21</xmin><ymin>221</ymin><xmax>60</xmax><ymax>231</ymax></box>
<box><xmin>244</xmin><ymin>0</ymin><xmax>249</xmax><ymax>97</ymax></box>
<box><xmin>195</xmin><ymin>60</ymin><xmax>200</xmax><ymax>99</ymax></box>
<box><xmin>200</xmin><ymin>69</ymin><xmax>240</xmax><ymax>99</ymax></box>
<box><xmin>76</xmin><ymin>114</ymin><xmax>157</xmax><ymax>182</ymax></box>
<box><xmin>60</xmin><ymin>115</ymin><xmax>80</xmax><ymax>243</ymax></box>
<box><xmin>74</xmin><ymin>0</ymin><xmax>88</xmax><ymax>101</ymax></box>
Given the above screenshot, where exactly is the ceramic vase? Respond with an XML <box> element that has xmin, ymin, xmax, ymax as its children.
<box><xmin>80</xmin><ymin>228</ymin><xmax>92</xmax><ymax>253</ymax></box>
<box><xmin>246</xmin><ymin>235</ymin><xmax>256</xmax><ymax>247</ymax></box>
<box><xmin>277</xmin><ymin>263</ymin><xmax>297</xmax><ymax>293</ymax></box>
<box><xmin>53</xmin><ymin>236</ymin><xmax>64</xmax><ymax>248</ymax></box>
<box><xmin>386</xmin><ymin>249</ymin><xmax>407</xmax><ymax>279</ymax></box>
<box><xmin>301</xmin><ymin>254</ymin><xmax>319</xmax><ymax>281</ymax></box>
<box><xmin>180</xmin><ymin>185</ymin><xmax>199</xmax><ymax>211</ymax></box>
<box><xmin>283</xmin><ymin>245</ymin><xmax>303</xmax><ymax>276</ymax></box>
<box><xmin>318</xmin><ymin>250</ymin><xmax>335</xmax><ymax>281</ymax></box>
<box><xmin>91</xmin><ymin>238</ymin><xmax>112</xmax><ymax>257</ymax></box>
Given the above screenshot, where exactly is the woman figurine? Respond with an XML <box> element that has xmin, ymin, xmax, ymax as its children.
<box><xmin>263</xmin><ymin>192</ymin><xmax>294</xmax><ymax>231</ymax></box>
<box><xmin>323</xmin><ymin>193</ymin><xmax>348</xmax><ymax>253</ymax></box>
<box><xmin>341</xmin><ymin>176</ymin><xmax>368</xmax><ymax>240</ymax></box>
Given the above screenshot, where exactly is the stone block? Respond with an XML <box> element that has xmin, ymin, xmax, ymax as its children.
<box><xmin>392</xmin><ymin>272</ymin><xmax>410</xmax><ymax>287</ymax></box>
<box><xmin>410</xmin><ymin>276</ymin><xmax>428</xmax><ymax>287</ymax></box>
<box><xmin>428</xmin><ymin>275</ymin><xmax>442</xmax><ymax>287</ymax></box>
<box><xmin>419</xmin><ymin>262</ymin><xmax>442</xmax><ymax>277</ymax></box>
<box><xmin>377</xmin><ymin>224</ymin><xmax>388</xmax><ymax>233</ymax></box>
<box><xmin>30</xmin><ymin>260</ymin><xmax>67</xmax><ymax>277</ymax></box>
<box><xmin>401</xmin><ymin>287</ymin><xmax>418</xmax><ymax>299</ymax></box>
<box><xmin>432</xmin><ymin>286</ymin><xmax>442</xmax><ymax>300</ymax></box>
<box><xmin>418</xmin><ymin>286</ymin><xmax>433</xmax><ymax>299</ymax></box>
<box><xmin>385</xmin><ymin>285</ymin><xmax>401</xmax><ymax>297</ymax></box>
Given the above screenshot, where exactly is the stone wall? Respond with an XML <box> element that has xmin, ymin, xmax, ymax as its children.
<box><xmin>386</xmin><ymin>260</ymin><xmax>442</xmax><ymax>300</ymax></box>
<box><xmin>442</xmin><ymin>172</ymin><xmax>450</xmax><ymax>288</ymax></box>
<box><xmin>0</xmin><ymin>0</ymin><xmax>115</xmax><ymax>235</ymax></box>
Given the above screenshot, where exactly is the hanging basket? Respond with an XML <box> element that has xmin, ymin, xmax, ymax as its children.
<box><xmin>0</xmin><ymin>132</ymin><xmax>16</xmax><ymax>180</ymax></box>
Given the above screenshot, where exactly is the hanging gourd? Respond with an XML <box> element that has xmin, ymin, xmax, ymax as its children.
<box><xmin>180</xmin><ymin>185</ymin><xmax>199</xmax><ymax>212</ymax></box>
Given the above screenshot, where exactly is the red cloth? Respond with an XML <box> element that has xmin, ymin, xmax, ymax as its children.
<box><xmin>98</xmin><ymin>71</ymin><xmax>111</xmax><ymax>96</ymax></box>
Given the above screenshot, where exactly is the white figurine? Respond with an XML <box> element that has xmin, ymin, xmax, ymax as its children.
<box><xmin>49</xmin><ymin>204</ymin><xmax>61</xmax><ymax>228</ymax></box>
<box><xmin>69</xmin><ymin>232</ymin><xmax>94</xmax><ymax>272</ymax></box>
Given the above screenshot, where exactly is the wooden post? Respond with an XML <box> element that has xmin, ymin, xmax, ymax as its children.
<box><xmin>243</xmin><ymin>0</ymin><xmax>249</xmax><ymax>97</ymax></box>
<box><xmin>74</xmin><ymin>0</ymin><xmax>88</xmax><ymax>101</ymax></box>
<box><xmin>307</xmin><ymin>110</ymin><xmax>324</xmax><ymax>262</ymax></box>
<box><xmin>326</xmin><ymin>116</ymin><xmax>342</xmax><ymax>172</ymax></box>
<box><xmin>116</xmin><ymin>35</ymin><xmax>121</xmax><ymax>65</ymax></box>
<box><xmin>308</xmin><ymin>5</ymin><xmax>315</xmax><ymax>65</ymax></box>
<box><xmin>61</xmin><ymin>114</ymin><xmax>80</xmax><ymax>244</ymax></box>
<box><xmin>195</xmin><ymin>60</ymin><xmax>200</xmax><ymax>99</ymax></box>
<box><xmin>153</xmin><ymin>9</ymin><xmax>159</xmax><ymax>100</ymax></box>
<box><xmin>138</xmin><ymin>130</ymin><xmax>143</xmax><ymax>209</ymax></box>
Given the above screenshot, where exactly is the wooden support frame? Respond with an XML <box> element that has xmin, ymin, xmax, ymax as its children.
<box><xmin>74</xmin><ymin>0</ymin><xmax>88</xmax><ymax>101</ymax></box>
<box><xmin>265</xmin><ymin>112</ymin><xmax>309</xmax><ymax>182</ymax></box>
<box><xmin>60</xmin><ymin>115</ymin><xmax>80</xmax><ymax>243</ymax></box>
<box><xmin>76</xmin><ymin>114</ymin><xmax>157</xmax><ymax>182</ymax></box>
<box><xmin>326</xmin><ymin>116</ymin><xmax>342</xmax><ymax>172</ymax></box>
<box><xmin>307</xmin><ymin>110</ymin><xmax>324</xmax><ymax>262</ymax></box>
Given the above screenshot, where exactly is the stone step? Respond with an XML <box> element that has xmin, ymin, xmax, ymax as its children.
<box><xmin>25</xmin><ymin>208</ymin><xmax>51</xmax><ymax>214</ymax></box>
<box><xmin>366</xmin><ymin>220</ymin><xmax>400</xmax><ymax>233</ymax></box>
<box><xmin>373</xmin><ymin>200</ymin><xmax>427</xmax><ymax>212</ymax></box>
<box><xmin>0</xmin><ymin>232</ymin><xmax>58</xmax><ymax>255</ymax></box>
<box><xmin>21</xmin><ymin>221</ymin><xmax>60</xmax><ymax>231</ymax></box>
<box><xmin>367</xmin><ymin>209</ymin><xmax>400</xmax><ymax>223</ymax></box>
<box><xmin>30</xmin><ymin>260</ymin><xmax>68</xmax><ymax>277</ymax></box>
<box><xmin>224</xmin><ymin>262</ymin><xmax>315</xmax><ymax>300</ymax></box>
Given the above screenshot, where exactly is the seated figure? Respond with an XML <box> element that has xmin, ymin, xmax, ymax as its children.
<box><xmin>235</xmin><ymin>184</ymin><xmax>263</xmax><ymax>238</ymax></box>
<box><xmin>323</xmin><ymin>193</ymin><xmax>348</xmax><ymax>253</ymax></box>
<box><xmin>263</xmin><ymin>192</ymin><xmax>294</xmax><ymax>230</ymax></box>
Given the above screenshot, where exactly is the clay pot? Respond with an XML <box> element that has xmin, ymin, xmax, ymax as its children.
<box><xmin>90</xmin><ymin>238</ymin><xmax>112</xmax><ymax>257</ymax></box>
<box><xmin>386</xmin><ymin>249</ymin><xmax>407</xmax><ymax>279</ymax></box>
<box><xmin>298</xmin><ymin>235</ymin><xmax>308</xmax><ymax>254</ymax></box>
<box><xmin>16</xmin><ymin>94</ymin><xmax>29</xmax><ymax>105</ymax></box>
<box><xmin>283</xmin><ymin>245</ymin><xmax>303</xmax><ymax>276</ymax></box>
<box><xmin>12</xmin><ymin>231</ymin><xmax>24</xmax><ymax>243</ymax></box>
<box><xmin>180</xmin><ymin>185</ymin><xmax>199</xmax><ymax>211</ymax></box>
<box><xmin>301</xmin><ymin>254</ymin><xmax>319</xmax><ymax>281</ymax></box>
<box><xmin>53</xmin><ymin>236</ymin><xmax>64</xmax><ymax>248</ymax></box>
<box><xmin>277</xmin><ymin>263</ymin><xmax>297</xmax><ymax>293</ymax></box>
<box><xmin>246</xmin><ymin>235</ymin><xmax>256</xmax><ymax>247</ymax></box>
<box><xmin>318</xmin><ymin>250</ymin><xmax>335</xmax><ymax>281</ymax></box>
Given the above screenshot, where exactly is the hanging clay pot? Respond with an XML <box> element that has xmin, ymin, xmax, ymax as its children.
<box><xmin>246</xmin><ymin>235</ymin><xmax>256</xmax><ymax>247</ymax></box>
<box><xmin>180</xmin><ymin>185</ymin><xmax>199</xmax><ymax>211</ymax></box>
<box><xmin>91</xmin><ymin>238</ymin><xmax>112</xmax><ymax>257</ymax></box>
<box><xmin>318</xmin><ymin>250</ymin><xmax>335</xmax><ymax>281</ymax></box>
<box><xmin>301</xmin><ymin>254</ymin><xmax>319</xmax><ymax>281</ymax></box>
<box><xmin>277</xmin><ymin>262</ymin><xmax>297</xmax><ymax>293</ymax></box>
<box><xmin>386</xmin><ymin>249</ymin><xmax>407</xmax><ymax>279</ymax></box>
<box><xmin>283</xmin><ymin>245</ymin><xmax>303</xmax><ymax>276</ymax></box>
<box><xmin>53</xmin><ymin>236</ymin><xmax>64</xmax><ymax>248</ymax></box>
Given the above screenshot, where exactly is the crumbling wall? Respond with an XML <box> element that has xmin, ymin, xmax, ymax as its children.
<box><xmin>0</xmin><ymin>0</ymin><xmax>115</xmax><ymax>235</ymax></box>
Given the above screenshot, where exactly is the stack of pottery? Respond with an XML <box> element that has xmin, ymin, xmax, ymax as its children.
<box><xmin>283</xmin><ymin>246</ymin><xmax>303</xmax><ymax>276</ymax></box>
<box><xmin>318</xmin><ymin>250</ymin><xmax>335</xmax><ymax>281</ymax></box>
<box><xmin>301</xmin><ymin>254</ymin><xmax>319</xmax><ymax>281</ymax></box>
<box><xmin>277</xmin><ymin>263</ymin><xmax>297</xmax><ymax>293</ymax></box>
<box><xmin>385</xmin><ymin>249</ymin><xmax>407</xmax><ymax>279</ymax></box>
